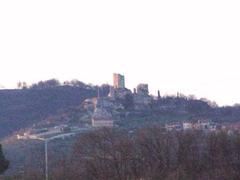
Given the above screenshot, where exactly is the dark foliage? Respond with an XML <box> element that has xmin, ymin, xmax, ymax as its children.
<box><xmin>29</xmin><ymin>79</ymin><xmax>61</xmax><ymax>89</ymax></box>
<box><xmin>0</xmin><ymin>86</ymin><xmax>97</xmax><ymax>138</ymax></box>
<box><xmin>0</xmin><ymin>144</ymin><xmax>9</xmax><ymax>174</ymax></box>
<box><xmin>67</xmin><ymin>128</ymin><xmax>240</xmax><ymax>179</ymax></box>
<box><xmin>16</xmin><ymin>127</ymin><xmax>240</xmax><ymax>180</ymax></box>
<box><xmin>122</xmin><ymin>93</ymin><xmax>134</xmax><ymax>110</ymax></box>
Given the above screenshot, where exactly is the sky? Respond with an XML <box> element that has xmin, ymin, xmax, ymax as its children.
<box><xmin>0</xmin><ymin>0</ymin><xmax>240</xmax><ymax>106</ymax></box>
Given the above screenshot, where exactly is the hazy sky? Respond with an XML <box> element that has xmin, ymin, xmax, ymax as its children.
<box><xmin>0</xmin><ymin>0</ymin><xmax>240</xmax><ymax>105</ymax></box>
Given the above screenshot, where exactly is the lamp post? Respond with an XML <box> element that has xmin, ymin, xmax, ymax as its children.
<box><xmin>30</xmin><ymin>137</ymin><xmax>49</xmax><ymax>180</ymax></box>
<box><xmin>28</xmin><ymin>133</ymin><xmax>76</xmax><ymax>180</ymax></box>
<box><xmin>45</xmin><ymin>140</ymin><xmax>48</xmax><ymax>180</ymax></box>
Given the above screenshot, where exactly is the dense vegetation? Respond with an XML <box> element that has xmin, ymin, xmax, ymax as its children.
<box><xmin>0</xmin><ymin>80</ymin><xmax>109</xmax><ymax>138</ymax></box>
<box><xmin>0</xmin><ymin>144</ymin><xmax>9</xmax><ymax>175</ymax></box>
<box><xmin>8</xmin><ymin>127</ymin><xmax>240</xmax><ymax>180</ymax></box>
<box><xmin>69</xmin><ymin>128</ymin><xmax>240</xmax><ymax>180</ymax></box>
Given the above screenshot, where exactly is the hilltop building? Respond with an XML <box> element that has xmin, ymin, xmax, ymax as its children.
<box><xmin>137</xmin><ymin>84</ymin><xmax>149</xmax><ymax>95</ymax></box>
<box><xmin>133</xmin><ymin>83</ymin><xmax>152</xmax><ymax>111</ymax></box>
<box><xmin>92</xmin><ymin>107</ymin><xmax>114</xmax><ymax>128</ymax></box>
<box><xmin>113</xmin><ymin>73</ymin><xmax>125</xmax><ymax>88</ymax></box>
<box><xmin>87</xmin><ymin>74</ymin><xmax>155</xmax><ymax>126</ymax></box>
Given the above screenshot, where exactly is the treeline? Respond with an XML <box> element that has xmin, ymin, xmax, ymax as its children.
<box><xmin>14</xmin><ymin>127</ymin><xmax>240</xmax><ymax>180</ymax></box>
<box><xmin>0</xmin><ymin>144</ymin><xmax>8</xmax><ymax>176</ymax></box>
<box><xmin>17</xmin><ymin>79</ymin><xmax>110</xmax><ymax>91</ymax></box>
<box><xmin>151</xmin><ymin>95</ymin><xmax>240</xmax><ymax>123</ymax></box>
<box><xmin>17</xmin><ymin>79</ymin><xmax>81</xmax><ymax>89</ymax></box>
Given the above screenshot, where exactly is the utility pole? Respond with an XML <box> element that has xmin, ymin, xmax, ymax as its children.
<box><xmin>45</xmin><ymin>140</ymin><xmax>48</xmax><ymax>180</ymax></box>
<box><xmin>28</xmin><ymin>133</ymin><xmax>76</xmax><ymax>180</ymax></box>
<box><xmin>18</xmin><ymin>130</ymin><xmax>83</xmax><ymax>180</ymax></box>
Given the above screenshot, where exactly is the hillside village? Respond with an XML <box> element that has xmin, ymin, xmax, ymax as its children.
<box><xmin>15</xmin><ymin>73</ymin><xmax>240</xmax><ymax>140</ymax></box>
<box><xmin>81</xmin><ymin>73</ymin><xmax>236</xmax><ymax>134</ymax></box>
<box><xmin>85</xmin><ymin>73</ymin><xmax>153</xmax><ymax>128</ymax></box>
<box><xmin>16</xmin><ymin>73</ymin><xmax>156</xmax><ymax>139</ymax></box>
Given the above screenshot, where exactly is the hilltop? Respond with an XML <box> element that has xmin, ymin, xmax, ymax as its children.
<box><xmin>1</xmin><ymin>78</ymin><xmax>240</xmax><ymax>138</ymax></box>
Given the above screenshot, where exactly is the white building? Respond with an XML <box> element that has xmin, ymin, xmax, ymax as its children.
<box><xmin>197</xmin><ymin>120</ymin><xmax>211</xmax><ymax>130</ymax></box>
<box><xmin>183</xmin><ymin>122</ymin><xmax>193</xmax><ymax>130</ymax></box>
<box><xmin>92</xmin><ymin>108</ymin><xmax>114</xmax><ymax>128</ymax></box>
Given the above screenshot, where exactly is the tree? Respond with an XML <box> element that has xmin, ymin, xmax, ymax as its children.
<box><xmin>123</xmin><ymin>94</ymin><xmax>134</xmax><ymax>110</ymax></box>
<box><xmin>17</xmin><ymin>81</ymin><xmax>28</xmax><ymax>89</ymax></box>
<box><xmin>157</xmin><ymin>90</ymin><xmax>161</xmax><ymax>99</ymax></box>
<box><xmin>0</xmin><ymin>144</ymin><xmax>9</xmax><ymax>174</ymax></box>
<box><xmin>30</xmin><ymin>79</ymin><xmax>60</xmax><ymax>89</ymax></box>
<box><xmin>17</xmin><ymin>82</ymin><xmax>22</xmax><ymax>89</ymax></box>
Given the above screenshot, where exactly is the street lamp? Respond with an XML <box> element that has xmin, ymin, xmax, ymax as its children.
<box><xmin>29</xmin><ymin>137</ymin><xmax>49</xmax><ymax>180</ymax></box>
<box><xmin>44</xmin><ymin>139</ymin><xmax>48</xmax><ymax>180</ymax></box>
<box><xmin>29</xmin><ymin>133</ymin><xmax>75</xmax><ymax>180</ymax></box>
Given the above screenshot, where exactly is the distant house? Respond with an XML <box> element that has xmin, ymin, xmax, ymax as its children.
<box><xmin>166</xmin><ymin>119</ymin><xmax>222</xmax><ymax>132</ymax></box>
<box><xmin>196</xmin><ymin>120</ymin><xmax>211</xmax><ymax>130</ymax></box>
<box><xmin>165</xmin><ymin>123</ymin><xmax>182</xmax><ymax>131</ymax></box>
<box><xmin>183</xmin><ymin>122</ymin><xmax>193</xmax><ymax>130</ymax></box>
<box><xmin>92</xmin><ymin>108</ymin><xmax>114</xmax><ymax>128</ymax></box>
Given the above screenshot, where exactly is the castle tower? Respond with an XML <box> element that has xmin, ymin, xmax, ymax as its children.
<box><xmin>136</xmin><ymin>84</ymin><xmax>149</xmax><ymax>95</ymax></box>
<box><xmin>113</xmin><ymin>73</ymin><xmax>125</xmax><ymax>89</ymax></box>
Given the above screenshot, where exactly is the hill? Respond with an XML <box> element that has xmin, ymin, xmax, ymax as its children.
<box><xmin>1</xmin><ymin>79</ymin><xmax>240</xmax><ymax>138</ymax></box>
<box><xmin>0</xmin><ymin>83</ymin><xmax>109</xmax><ymax>138</ymax></box>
